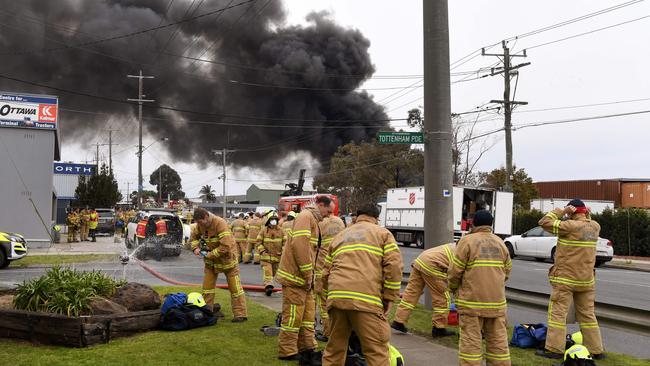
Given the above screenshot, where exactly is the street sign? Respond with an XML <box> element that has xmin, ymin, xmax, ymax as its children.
<box><xmin>377</xmin><ymin>131</ymin><xmax>423</xmax><ymax>144</ymax></box>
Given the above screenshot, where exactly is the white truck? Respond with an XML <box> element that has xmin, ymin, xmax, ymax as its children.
<box><xmin>530</xmin><ymin>198</ymin><xmax>614</xmax><ymax>214</ymax></box>
<box><xmin>380</xmin><ymin>186</ymin><xmax>514</xmax><ymax>248</ymax></box>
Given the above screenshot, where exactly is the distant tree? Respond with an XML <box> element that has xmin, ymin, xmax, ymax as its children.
<box><xmin>313</xmin><ymin>140</ymin><xmax>423</xmax><ymax>213</ymax></box>
<box><xmin>199</xmin><ymin>185</ymin><xmax>217</xmax><ymax>203</ymax></box>
<box><xmin>149</xmin><ymin>164</ymin><xmax>185</xmax><ymax>201</ymax></box>
<box><xmin>478</xmin><ymin>166</ymin><xmax>539</xmax><ymax>209</ymax></box>
<box><xmin>75</xmin><ymin>164</ymin><xmax>123</xmax><ymax>208</ymax></box>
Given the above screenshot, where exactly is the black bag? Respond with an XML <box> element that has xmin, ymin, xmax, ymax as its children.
<box><xmin>160</xmin><ymin>304</ymin><xmax>217</xmax><ymax>331</ymax></box>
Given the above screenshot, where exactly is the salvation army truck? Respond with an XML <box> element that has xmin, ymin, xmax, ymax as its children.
<box><xmin>381</xmin><ymin>186</ymin><xmax>514</xmax><ymax>248</ymax></box>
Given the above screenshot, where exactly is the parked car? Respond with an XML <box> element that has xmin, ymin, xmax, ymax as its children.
<box><xmin>504</xmin><ymin>226</ymin><xmax>614</xmax><ymax>267</ymax></box>
<box><xmin>0</xmin><ymin>231</ymin><xmax>27</xmax><ymax>269</ymax></box>
<box><xmin>124</xmin><ymin>210</ymin><xmax>183</xmax><ymax>259</ymax></box>
<box><xmin>95</xmin><ymin>208</ymin><xmax>115</xmax><ymax>235</ymax></box>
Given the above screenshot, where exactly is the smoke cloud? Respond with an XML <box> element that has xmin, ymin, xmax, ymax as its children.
<box><xmin>0</xmin><ymin>0</ymin><xmax>388</xmax><ymax>171</ymax></box>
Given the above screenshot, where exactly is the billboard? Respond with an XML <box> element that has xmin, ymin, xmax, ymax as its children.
<box><xmin>53</xmin><ymin>162</ymin><xmax>95</xmax><ymax>176</ymax></box>
<box><xmin>0</xmin><ymin>92</ymin><xmax>58</xmax><ymax>130</ymax></box>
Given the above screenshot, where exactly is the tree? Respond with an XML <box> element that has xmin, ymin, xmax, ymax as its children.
<box><xmin>199</xmin><ymin>185</ymin><xmax>217</xmax><ymax>203</ymax></box>
<box><xmin>149</xmin><ymin>164</ymin><xmax>185</xmax><ymax>201</ymax></box>
<box><xmin>75</xmin><ymin>164</ymin><xmax>123</xmax><ymax>207</ymax></box>
<box><xmin>313</xmin><ymin>140</ymin><xmax>423</xmax><ymax>214</ymax></box>
<box><xmin>478</xmin><ymin>166</ymin><xmax>539</xmax><ymax>209</ymax></box>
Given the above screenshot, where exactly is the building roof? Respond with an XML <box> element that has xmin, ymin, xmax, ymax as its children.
<box><xmin>535</xmin><ymin>178</ymin><xmax>650</xmax><ymax>183</ymax></box>
<box><xmin>250</xmin><ymin>183</ymin><xmax>289</xmax><ymax>191</ymax></box>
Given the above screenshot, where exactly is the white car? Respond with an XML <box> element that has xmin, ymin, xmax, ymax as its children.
<box><xmin>124</xmin><ymin>210</ymin><xmax>185</xmax><ymax>254</ymax></box>
<box><xmin>504</xmin><ymin>226</ymin><xmax>614</xmax><ymax>267</ymax></box>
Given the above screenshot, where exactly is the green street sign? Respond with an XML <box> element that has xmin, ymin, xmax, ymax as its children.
<box><xmin>377</xmin><ymin>131</ymin><xmax>424</xmax><ymax>144</ymax></box>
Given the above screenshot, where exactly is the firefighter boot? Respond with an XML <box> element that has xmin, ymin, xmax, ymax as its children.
<box><xmin>391</xmin><ymin>321</ymin><xmax>408</xmax><ymax>333</ymax></box>
<box><xmin>299</xmin><ymin>349</ymin><xmax>322</xmax><ymax>366</ymax></box>
<box><xmin>265</xmin><ymin>285</ymin><xmax>274</xmax><ymax>297</ymax></box>
<box><xmin>431</xmin><ymin>327</ymin><xmax>455</xmax><ymax>337</ymax></box>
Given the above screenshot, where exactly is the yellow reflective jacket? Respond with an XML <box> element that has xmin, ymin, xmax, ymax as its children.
<box><xmin>448</xmin><ymin>226</ymin><xmax>512</xmax><ymax>317</ymax></box>
<box><xmin>320</xmin><ymin>215</ymin><xmax>404</xmax><ymax>314</ymax></box>
<box><xmin>539</xmin><ymin>209</ymin><xmax>600</xmax><ymax>289</ymax></box>
<box><xmin>190</xmin><ymin>213</ymin><xmax>237</xmax><ymax>271</ymax></box>
<box><xmin>256</xmin><ymin>225</ymin><xmax>286</xmax><ymax>263</ymax></box>
<box><xmin>277</xmin><ymin>206</ymin><xmax>322</xmax><ymax>289</ymax></box>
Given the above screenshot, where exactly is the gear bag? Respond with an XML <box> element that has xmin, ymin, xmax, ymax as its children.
<box><xmin>160</xmin><ymin>304</ymin><xmax>217</xmax><ymax>331</ymax></box>
<box><xmin>161</xmin><ymin>292</ymin><xmax>187</xmax><ymax>314</ymax></box>
<box><xmin>510</xmin><ymin>323</ymin><xmax>547</xmax><ymax>349</ymax></box>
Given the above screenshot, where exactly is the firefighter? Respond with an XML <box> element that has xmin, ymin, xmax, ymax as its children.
<box><xmin>66</xmin><ymin>209</ymin><xmax>80</xmax><ymax>243</ymax></box>
<box><xmin>80</xmin><ymin>207</ymin><xmax>90</xmax><ymax>241</ymax></box>
<box><xmin>277</xmin><ymin>196</ymin><xmax>334</xmax><ymax>363</ymax></box>
<box><xmin>191</xmin><ymin>207</ymin><xmax>248</xmax><ymax>322</ymax></box>
<box><xmin>320</xmin><ymin>203</ymin><xmax>403</xmax><ymax>366</ymax></box>
<box><xmin>315</xmin><ymin>214</ymin><xmax>345</xmax><ymax>341</ymax></box>
<box><xmin>448</xmin><ymin>210</ymin><xmax>512</xmax><ymax>366</ymax></box>
<box><xmin>231</xmin><ymin>213</ymin><xmax>248</xmax><ymax>262</ymax></box>
<box><xmin>88</xmin><ymin>208</ymin><xmax>98</xmax><ymax>242</ymax></box>
<box><xmin>536</xmin><ymin>200</ymin><xmax>605</xmax><ymax>360</ymax></box>
<box><xmin>115</xmin><ymin>209</ymin><xmax>126</xmax><ymax>242</ymax></box>
<box><xmin>136</xmin><ymin>215</ymin><xmax>149</xmax><ymax>242</ymax></box>
<box><xmin>256</xmin><ymin>212</ymin><xmax>286</xmax><ymax>296</ymax></box>
<box><xmin>392</xmin><ymin>242</ymin><xmax>456</xmax><ymax>338</ymax></box>
<box><xmin>244</xmin><ymin>212</ymin><xmax>263</xmax><ymax>264</ymax></box>
<box><xmin>153</xmin><ymin>217</ymin><xmax>168</xmax><ymax>261</ymax></box>
<box><xmin>282</xmin><ymin>211</ymin><xmax>297</xmax><ymax>238</ymax></box>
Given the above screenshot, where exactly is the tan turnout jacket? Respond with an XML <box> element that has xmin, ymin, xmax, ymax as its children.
<box><xmin>316</xmin><ymin>216</ymin><xmax>346</xmax><ymax>278</ymax></box>
<box><xmin>231</xmin><ymin>218</ymin><xmax>248</xmax><ymax>244</ymax></box>
<box><xmin>190</xmin><ymin>213</ymin><xmax>237</xmax><ymax>272</ymax></box>
<box><xmin>448</xmin><ymin>226</ymin><xmax>512</xmax><ymax>317</ymax></box>
<box><xmin>320</xmin><ymin>215</ymin><xmax>404</xmax><ymax>314</ymax></box>
<box><xmin>413</xmin><ymin>243</ymin><xmax>456</xmax><ymax>279</ymax></box>
<box><xmin>256</xmin><ymin>225</ymin><xmax>286</xmax><ymax>263</ymax></box>
<box><xmin>246</xmin><ymin>216</ymin><xmax>263</xmax><ymax>241</ymax></box>
<box><xmin>539</xmin><ymin>208</ymin><xmax>600</xmax><ymax>289</ymax></box>
<box><xmin>277</xmin><ymin>206</ymin><xmax>322</xmax><ymax>289</ymax></box>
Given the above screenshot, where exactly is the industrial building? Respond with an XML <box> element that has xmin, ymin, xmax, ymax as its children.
<box><xmin>53</xmin><ymin>162</ymin><xmax>96</xmax><ymax>224</ymax></box>
<box><xmin>534</xmin><ymin>179</ymin><xmax>650</xmax><ymax>209</ymax></box>
<box><xmin>0</xmin><ymin>92</ymin><xmax>60</xmax><ymax>247</ymax></box>
<box><xmin>245</xmin><ymin>183</ymin><xmax>316</xmax><ymax>206</ymax></box>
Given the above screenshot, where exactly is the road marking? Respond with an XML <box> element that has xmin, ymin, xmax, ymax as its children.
<box><xmin>597</xmin><ymin>279</ymin><xmax>650</xmax><ymax>288</ymax></box>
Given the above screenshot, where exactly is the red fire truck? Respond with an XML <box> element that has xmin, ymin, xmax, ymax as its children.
<box><xmin>278</xmin><ymin>194</ymin><xmax>339</xmax><ymax>216</ymax></box>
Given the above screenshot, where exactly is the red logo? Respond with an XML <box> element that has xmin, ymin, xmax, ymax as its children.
<box><xmin>38</xmin><ymin>104</ymin><xmax>57</xmax><ymax>122</ymax></box>
<box><xmin>409</xmin><ymin>193</ymin><xmax>416</xmax><ymax>205</ymax></box>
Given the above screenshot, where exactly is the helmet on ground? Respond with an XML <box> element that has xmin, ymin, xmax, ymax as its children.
<box><xmin>564</xmin><ymin>344</ymin><xmax>592</xmax><ymax>361</ymax></box>
<box><xmin>187</xmin><ymin>292</ymin><xmax>206</xmax><ymax>307</ymax></box>
<box><xmin>570</xmin><ymin>331</ymin><xmax>583</xmax><ymax>345</ymax></box>
<box><xmin>53</xmin><ymin>225</ymin><xmax>61</xmax><ymax>232</ymax></box>
<box><xmin>389</xmin><ymin>344</ymin><xmax>404</xmax><ymax>366</ymax></box>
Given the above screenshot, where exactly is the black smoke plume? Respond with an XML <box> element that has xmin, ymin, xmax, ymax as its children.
<box><xmin>0</xmin><ymin>0</ymin><xmax>388</xmax><ymax>171</ymax></box>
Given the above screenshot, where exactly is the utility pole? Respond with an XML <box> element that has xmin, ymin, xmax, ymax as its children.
<box><xmin>158</xmin><ymin>165</ymin><xmax>163</xmax><ymax>204</ymax></box>
<box><xmin>212</xmin><ymin>149</ymin><xmax>236</xmax><ymax>218</ymax></box>
<box><xmin>127</xmin><ymin>70</ymin><xmax>154</xmax><ymax>209</ymax></box>
<box><xmin>423</xmin><ymin>0</ymin><xmax>453</xmax><ymax>310</ymax></box>
<box><xmin>483</xmin><ymin>41</ymin><xmax>530</xmax><ymax>191</ymax></box>
<box><xmin>94</xmin><ymin>142</ymin><xmax>109</xmax><ymax>170</ymax></box>
<box><xmin>106</xmin><ymin>129</ymin><xmax>120</xmax><ymax>175</ymax></box>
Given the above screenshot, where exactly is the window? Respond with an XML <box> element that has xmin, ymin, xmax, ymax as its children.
<box><xmin>525</xmin><ymin>227</ymin><xmax>544</xmax><ymax>237</ymax></box>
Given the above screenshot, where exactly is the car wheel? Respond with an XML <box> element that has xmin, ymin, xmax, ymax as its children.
<box><xmin>415</xmin><ymin>234</ymin><xmax>424</xmax><ymax>249</ymax></box>
<box><xmin>595</xmin><ymin>260</ymin><xmax>604</xmax><ymax>268</ymax></box>
<box><xmin>535</xmin><ymin>257</ymin><xmax>546</xmax><ymax>262</ymax></box>
<box><xmin>0</xmin><ymin>249</ymin><xmax>8</xmax><ymax>269</ymax></box>
<box><xmin>505</xmin><ymin>242</ymin><xmax>515</xmax><ymax>259</ymax></box>
<box><xmin>401</xmin><ymin>241</ymin><xmax>412</xmax><ymax>248</ymax></box>
<box><xmin>551</xmin><ymin>247</ymin><xmax>557</xmax><ymax>263</ymax></box>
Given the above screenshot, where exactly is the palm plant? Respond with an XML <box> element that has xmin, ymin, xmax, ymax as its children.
<box><xmin>199</xmin><ymin>185</ymin><xmax>217</xmax><ymax>202</ymax></box>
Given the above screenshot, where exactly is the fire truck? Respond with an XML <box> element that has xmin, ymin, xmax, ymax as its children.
<box><xmin>278</xmin><ymin>194</ymin><xmax>339</xmax><ymax>216</ymax></box>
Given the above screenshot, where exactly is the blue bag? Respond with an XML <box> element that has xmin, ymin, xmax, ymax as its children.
<box><xmin>161</xmin><ymin>292</ymin><xmax>187</xmax><ymax>314</ymax></box>
<box><xmin>510</xmin><ymin>323</ymin><xmax>547</xmax><ymax>348</ymax></box>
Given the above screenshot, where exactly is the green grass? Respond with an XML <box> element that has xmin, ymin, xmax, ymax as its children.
<box><xmin>9</xmin><ymin>254</ymin><xmax>119</xmax><ymax>267</ymax></box>
<box><xmin>0</xmin><ymin>286</ymin><xmax>288</xmax><ymax>366</ymax></box>
<box><xmin>389</xmin><ymin>300</ymin><xmax>650</xmax><ymax>366</ymax></box>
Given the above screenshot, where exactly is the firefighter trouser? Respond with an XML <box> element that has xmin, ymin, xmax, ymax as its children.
<box><xmin>261</xmin><ymin>260</ymin><xmax>278</xmax><ymax>286</ymax></box>
<box><xmin>235</xmin><ymin>238</ymin><xmax>247</xmax><ymax>262</ymax></box>
<box><xmin>459</xmin><ymin>315</ymin><xmax>510</xmax><ymax>366</ymax></box>
<box><xmin>202</xmin><ymin>264</ymin><xmax>247</xmax><ymax>318</ymax></box>
<box><xmin>244</xmin><ymin>239</ymin><xmax>260</xmax><ymax>263</ymax></box>
<box><xmin>394</xmin><ymin>267</ymin><xmax>450</xmax><ymax>328</ymax></box>
<box><xmin>67</xmin><ymin>226</ymin><xmax>78</xmax><ymax>242</ymax></box>
<box><xmin>278</xmin><ymin>286</ymin><xmax>317</xmax><ymax>358</ymax></box>
<box><xmin>545</xmin><ymin>284</ymin><xmax>603</xmax><ymax>354</ymax></box>
<box><xmin>81</xmin><ymin>224</ymin><xmax>89</xmax><ymax>241</ymax></box>
<box><xmin>323</xmin><ymin>308</ymin><xmax>391</xmax><ymax>366</ymax></box>
<box><xmin>314</xmin><ymin>275</ymin><xmax>330</xmax><ymax>337</ymax></box>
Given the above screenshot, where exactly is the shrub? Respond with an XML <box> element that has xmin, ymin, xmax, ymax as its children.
<box><xmin>13</xmin><ymin>266</ymin><xmax>120</xmax><ymax>317</ymax></box>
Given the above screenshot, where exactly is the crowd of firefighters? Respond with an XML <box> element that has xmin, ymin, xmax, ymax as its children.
<box><xmin>65</xmin><ymin>207</ymin><xmax>100</xmax><ymax>242</ymax></box>
<box><xmin>186</xmin><ymin>197</ymin><xmax>604</xmax><ymax>366</ymax></box>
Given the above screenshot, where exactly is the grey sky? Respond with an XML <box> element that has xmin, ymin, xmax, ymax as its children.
<box><xmin>59</xmin><ymin>0</ymin><xmax>650</xmax><ymax>198</ymax></box>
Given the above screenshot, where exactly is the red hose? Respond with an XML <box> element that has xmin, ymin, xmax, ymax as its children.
<box><xmin>134</xmin><ymin>259</ymin><xmax>282</xmax><ymax>292</ymax></box>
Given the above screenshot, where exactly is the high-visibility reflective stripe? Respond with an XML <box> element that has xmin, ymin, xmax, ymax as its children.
<box><xmin>191</xmin><ymin>240</ymin><xmax>200</xmax><ymax>246</ymax></box>
<box><xmin>281</xmin><ymin>325</ymin><xmax>300</xmax><ymax>333</ymax></box>
<box><xmin>277</xmin><ymin>270</ymin><xmax>306</xmax><ymax>285</ymax></box>
<box><xmin>547</xmin><ymin>211</ymin><xmax>559</xmax><ymax>220</ymax></box>
<box><xmin>384</xmin><ymin>243</ymin><xmax>399</xmax><ymax>254</ymax></box>
<box><xmin>232</xmin><ymin>227</ymin><xmax>246</xmax><ymax>231</ymax></box>
<box><xmin>321</xmin><ymin>238</ymin><xmax>334</xmax><ymax>244</ymax></box>
<box><xmin>289</xmin><ymin>304</ymin><xmax>296</xmax><ymax>328</ymax></box>
<box><xmin>505</xmin><ymin>259</ymin><xmax>512</xmax><ymax>268</ymax></box>
<box><xmin>432</xmin><ymin>307</ymin><xmax>449</xmax><ymax>313</ymax></box>
<box><xmin>260</xmin><ymin>255</ymin><xmax>271</xmax><ymax>261</ymax></box>
<box><xmin>455</xmin><ymin>299</ymin><xmax>507</xmax><ymax>309</ymax></box>
<box><xmin>558</xmin><ymin>239</ymin><xmax>597</xmax><ymax>248</ymax></box>
<box><xmin>398</xmin><ymin>301</ymin><xmax>415</xmax><ymax>310</ymax></box>
<box><xmin>264</xmin><ymin>238</ymin><xmax>283</xmax><ymax>243</ymax></box>
<box><xmin>548</xmin><ymin>320</ymin><xmax>566</xmax><ymax>329</ymax></box>
<box><xmin>580</xmin><ymin>322</ymin><xmax>599</xmax><ymax>329</ymax></box>
<box><xmin>465</xmin><ymin>259</ymin><xmax>505</xmax><ymax>269</ymax></box>
<box><xmin>301</xmin><ymin>321</ymin><xmax>315</xmax><ymax>329</ymax></box>
<box><xmin>328</xmin><ymin>290</ymin><xmax>383</xmax><ymax>307</ymax></box>
<box><xmin>235</xmin><ymin>238</ymin><xmax>248</xmax><ymax>242</ymax></box>
<box><xmin>218</xmin><ymin>231</ymin><xmax>232</xmax><ymax>238</ymax></box>
<box><xmin>485</xmin><ymin>352</ymin><xmax>511</xmax><ymax>361</ymax></box>
<box><xmin>202</xmin><ymin>289</ymin><xmax>216</xmax><ymax>294</ymax></box>
<box><xmin>552</xmin><ymin>219</ymin><xmax>561</xmax><ymax>236</ymax></box>
<box><xmin>549</xmin><ymin>276</ymin><xmax>595</xmax><ymax>286</ymax></box>
<box><xmin>292</xmin><ymin>230</ymin><xmax>311</xmax><ymax>238</ymax></box>
<box><xmin>383</xmin><ymin>280</ymin><xmax>401</xmax><ymax>290</ymax></box>
<box><xmin>415</xmin><ymin>258</ymin><xmax>447</xmax><ymax>279</ymax></box>
<box><xmin>451</xmin><ymin>253</ymin><xmax>466</xmax><ymax>269</ymax></box>
<box><xmin>248</xmin><ymin>225</ymin><xmax>260</xmax><ymax>229</ymax></box>
<box><xmin>443</xmin><ymin>244</ymin><xmax>454</xmax><ymax>264</ymax></box>
<box><xmin>332</xmin><ymin>243</ymin><xmax>383</xmax><ymax>258</ymax></box>
<box><xmin>299</xmin><ymin>263</ymin><xmax>313</xmax><ymax>272</ymax></box>
<box><xmin>325</xmin><ymin>255</ymin><xmax>333</xmax><ymax>264</ymax></box>
<box><xmin>458</xmin><ymin>352</ymin><xmax>483</xmax><ymax>361</ymax></box>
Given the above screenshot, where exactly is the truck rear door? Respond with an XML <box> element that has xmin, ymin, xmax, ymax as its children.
<box><xmin>494</xmin><ymin>191</ymin><xmax>514</xmax><ymax>236</ymax></box>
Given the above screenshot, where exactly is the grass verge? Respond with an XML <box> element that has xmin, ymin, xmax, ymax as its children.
<box><xmin>389</xmin><ymin>301</ymin><xmax>650</xmax><ymax>366</ymax></box>
<box><xmin>0</xmin><ymin>286</ymin><xmax>287</xmax><ymax>366</ymax></box>
<box><xmin>9</xmin><ymin>254</ymin><xmax>119</xmax><ymax>268</ymax></box>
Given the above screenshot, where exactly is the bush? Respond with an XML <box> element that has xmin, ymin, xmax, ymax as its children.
<box><xmin>13</xmin><ymin>266</ymin><xmax>121</xmax><ymax>317</ymax></box>
<box><xmin>512</xmin><ymin>209</ymin><xmax>544</xmax><ymax>235</ymax></box>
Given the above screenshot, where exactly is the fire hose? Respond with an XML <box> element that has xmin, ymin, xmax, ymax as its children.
<box><xmin>134</xmin><ymin>258</ymin><xmax>282</xmax><ymax>293</ymax></box>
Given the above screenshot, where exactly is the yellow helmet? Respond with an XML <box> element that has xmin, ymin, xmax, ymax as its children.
<box><xmin>570</xmin><ymin>331</ymin><xmax>583</xmax><ymax>345</ymax></box>
<box><xmin>187</xmin><ymin>292</ymin><xmax>206</xmax><ymax>307</ymax></box>
<box><xmin>288</xmin><ymin>211</ymin><xmax>297</xmax><ymax>219</ymax></box>
<box><xmin>564</xmin><ymin>344</ymin><xmax>591</xmax><ymax>361</ymax></box>
<box><xmin>389</xmin><ymin>344</ymin><xmax>404</xmax><ymax>366</ymax></box>
<box><xmin>53</xmin><ymin>225</ymin><xmax>61</xmax><ymax>232</ymax></box>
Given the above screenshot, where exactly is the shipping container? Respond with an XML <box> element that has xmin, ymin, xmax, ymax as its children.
<box><xmin>530</xmin><ymin>198</ymin><xmax>614</xmax><ymax>214</ymax></box>
<box><xmin>535</xmin><ymin>180</ymin><xmax>622</xmax><ymax>207</ymax></box>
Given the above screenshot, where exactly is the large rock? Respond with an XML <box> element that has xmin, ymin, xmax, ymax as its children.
<box><xmin>90</xmin><ymin>297</ymin><xmax>128</xmax><ymax>315</ymax></box>
<box><xmin>110</xmin><ymin>283</ymin><xmax>161</xmax><ymax>311</ymax></box>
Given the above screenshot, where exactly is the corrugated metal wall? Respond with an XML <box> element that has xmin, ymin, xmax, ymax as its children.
<box><xmin>53</xmin><ymin>174</ymin><xmax>80</xmax><ymax>199</ymax></box>
<box><xmin>621</xmin><ymin>182</ymin><xmax>650</xmax><ymax>208</ymax></box>
<box><xmin>535</xmin><ymin>180</ymin><xmax>622</xmax><ymax>207</ymax></box>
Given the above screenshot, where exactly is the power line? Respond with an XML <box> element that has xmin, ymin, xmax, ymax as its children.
<box><xmin>227</xmin><ymin>79</ymin><xmax>426</xmax><ymax>91</ymax></box>
<box><xmin>516</xmin><ymin>97</ymin><xmax>650</xmax><ymax>113</ymax></box>
<box><xmin>514</xmin><ymin>109</ymin><xmax>650</xmax><ymax>130</ymax></box>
